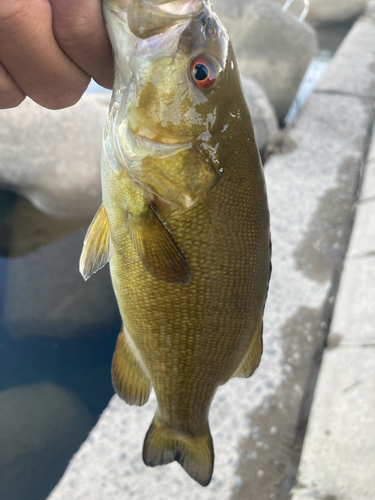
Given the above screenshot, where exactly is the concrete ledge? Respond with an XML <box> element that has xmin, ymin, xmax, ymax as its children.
<box><xmin>291</xmin><ymin>85</ymin><xmax>375</xmax><ymax>500</ymax></box>
<box><xmin>291</xmin><ymin>349</ymin><xmax>375</xmax><ymax>500</ymax></box>
<box><xmin>315</xmin><ymin>15</ymin><xmax>375</xmax><ymax>98</ymax></box>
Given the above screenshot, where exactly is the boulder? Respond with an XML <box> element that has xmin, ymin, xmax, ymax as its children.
<box><xmin>213</xmin><ymin>0</ymin><xmax>369</xmax><ymax>26</ymax></box>
<box><xmin>241</xmin><ymin>76</ymin><xmax>279</xmax><ymax>153</ymax></box>
<box><xmin>0</xmin><ymin>382</ymin><xmax>93</xmax><ymax>500</ymax></box>
<box><xmin>291</xmin><ymin>0</ymin><xmax>368</xmax><ymax>25</ymax></box>
<box><xmin>211</xmin><ymin>0</ymin><xmax>251</xmax><ymax>18</ymax></box>
<box><xmin>0</xmin><ymin>94</ymin><xmax>109</xmax><ymax>220</ymax></box>
<box><xmin>232</xmin><ymin>1</ymin><xmax>317</xmax><ymax>121</ymax></box>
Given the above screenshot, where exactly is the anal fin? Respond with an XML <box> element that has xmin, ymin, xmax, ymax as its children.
<box><xmin>79</xmin><ymin>203</ymin><xmax>112</xmax><ymax>281</ymax></box>
<box><xmin>112</xmin><ymin>327</ymin><xmax>151</xmax><ymax>406</ymax></box>
<box><xmin>128</xmin><ymin>205</ymin><xmax>191</xmax><ymax>284</ymax></box>
<box><xmin>232</xmin><ymin>323</ymin><xmax>263</xmax><ymax>379</ymax></box>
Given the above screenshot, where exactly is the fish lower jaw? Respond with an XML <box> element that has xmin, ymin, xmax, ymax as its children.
<box><xmin>128</xmin><ymin>123</ymin><xmax>194</xmax><ymax>146</ymax></box>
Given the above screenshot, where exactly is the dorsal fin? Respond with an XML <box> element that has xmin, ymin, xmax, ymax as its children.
<box><xmin>79</xmin><ymin>203</ymin><xmax>113</xmax><ymax>281</ymax></box>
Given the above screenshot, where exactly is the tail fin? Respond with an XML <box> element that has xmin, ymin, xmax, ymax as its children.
<box><xmin>143</xmin><ymin>417</ymin><xmax>214</xmax><ymax>487</ymax></box>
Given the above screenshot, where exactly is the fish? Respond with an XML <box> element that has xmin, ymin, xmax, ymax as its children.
<box><xmin>80</xmin><ymin>0</ymin><xmax>271</xmax><ymax>487</ymax></box>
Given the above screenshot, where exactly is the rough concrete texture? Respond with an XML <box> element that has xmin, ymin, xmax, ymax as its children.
<box><xmin>0</xmin><ymin>94</ymin><xmax>109</xmax><ymax>219</ymax></box>
<box><xmin>232</xmin><ymin>1</ymin><xmax>317</xmax><ymax>121</ymax></box>
<box><xmin>48</xmin><ymin>10</ymin><xmax>375</xmax><ymax>500</ymax></box>
<box><xmin>315</xmin><ymin>16</ymin><xmax>375</xmax><ymax>97</ymax></box>
<box><xmin>0</xmin><ymin>382</ymin><xmax>93</xmax><ymax>500</ymax></box>
<box><xmin>291</xmin><ymin>124</ymin><xmax>375</xmax><ymax>500</ymax></box>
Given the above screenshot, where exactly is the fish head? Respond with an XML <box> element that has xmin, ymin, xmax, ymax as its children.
<box><xmin>106</xmin><ymin>1</ymin><xmax>247</xmax><ymax>208</ymax></box>
<box><xmin>126</xmin><ymin>2</ymin><xmax>235</xmax><ymax>155</ymax></box>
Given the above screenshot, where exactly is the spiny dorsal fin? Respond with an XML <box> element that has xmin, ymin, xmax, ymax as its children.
<box><xmin>143</xmin><ymin>417</ymin><xmax>214</xmax><ymax>487</ymax></box>
<box><xmin>112</xmin><ymin>326</ymin><xmax>151</xmax><ymax>406</ymax></box>
<box><xmin>128</xmin><ymin>205</ymin><xmax>191</xmax><ymax>284</ymax></box>
<box><xmin>79</xmin><ymin>203</ymin><xmax>112</xmax><ymax>281</ymax></box>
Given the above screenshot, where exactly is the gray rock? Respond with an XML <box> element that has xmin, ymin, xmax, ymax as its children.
<box><xmin>211</xmin><ymin>0</ymin><xmax>252</xmax><ymax>18</ymax></box>
<box><xmin>241</xmin><ymin>76</ymin><xmax>279</xmax><ymax>152</ymax></box>
<box><xmin>232</xmin><ymin>1</ymin><xmax>318</xmax><ymax>121</ymax></box>
<box><xmin>0</xmin><ymin>382</ymin><xmax>93</xmax><ymax>500</ymax></box>
<box><xmin>213</xmin><ymin>0</ymin><xmax>368</xmax><ymax>25</ymax></box>
<box><xmin>367</xmin><ymin>0</ymin><xmax>375</xmax><ymax>17</ymax></box>
<box><xmin>306</xmin><ymin>0</ymin><xmax>368</xmax><ymax>25</ymax></box>
<box><xmin>0</xmin><ymin>94</ymin><xmax>109</xmax><ymax>219</ymax></box>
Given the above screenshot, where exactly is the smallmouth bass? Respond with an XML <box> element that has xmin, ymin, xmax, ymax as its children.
<box><xmin>80</xmin><ymin>0</ymin><xmax>271</xmax><ymax>486</ymax></box>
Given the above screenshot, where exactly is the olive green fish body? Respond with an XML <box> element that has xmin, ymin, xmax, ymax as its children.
<box><xmin>81</xmin><ymin>0</ymin><xmax>271</xmax><ymax>486</ymax></box>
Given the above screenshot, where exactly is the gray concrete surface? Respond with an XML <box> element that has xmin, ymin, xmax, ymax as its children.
<box><xmin>290</xmin><ymin>97</ymin><xmax>375</xmax><ymax>500</ymax></box>
<box><xmin>48</xmin><ymin>8</ymin><xmax>375</xmax><ymax>500</ymax></box>
<box><xmin>0</xmin><ymin>94</ymin><xmax>109</xmax><ymax>219</ymax></box>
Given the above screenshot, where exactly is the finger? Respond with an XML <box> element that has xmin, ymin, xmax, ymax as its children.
<box><xmin>0</xmin><ymin>62</ymin><xmax>25</xmax><ymax>108</ymax></box>
<box><xmin>0</xmin><ymin>0</ymin><xmax>90</xmax><ymax>109</ymax></box>
<box><xmin>49</xmin><ymin>0</ymin><xmax>114</xmax><ymax>90</ymax></box>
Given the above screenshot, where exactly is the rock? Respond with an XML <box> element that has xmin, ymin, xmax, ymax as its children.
<box><xmin>305</xmin><ymin>0</ymin><xmax>368</xmax><ymax>25</ymax></box>
<box><xmin>0</xmin><ymin>382</ymin><xmax>93</xmax><ymax>500</ymax></box>
<box><xmin>2</xmin><ymin>205</ymin><xmax>120</xmax><ymax>339</ymax></box>
<box><xmin>0</xmin><ymin>94</ymin><xmax>110</xmax><ymax>220</ymax></box>
<box><xmin>213</xmin><ymin>0</ymin><xmax>368</xmax><ymax>26</ymax></box>
<box><xmin>241</xmin><ymin>76</ymin><xmax>279</xmax><ymax>153</ymax></box>
<box><xmin>232</xmin><ymin>1</ymin><xmax>318</xmax><ymax>121</ymax></box>
<box><xmin>367</xmin><ymin>0</ymin><xmax>375</xmax><ymax>17</ymax></box>
<box><xmin>211</xmin><ymin>0</ymin><xmax>251</xmax><ymax>18</ymax></box>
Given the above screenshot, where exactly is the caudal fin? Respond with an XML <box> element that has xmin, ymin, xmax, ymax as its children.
<box><xmin>143</xmin><ymin>417</ymin><xmax>214</xmax><ymax>487</ymax></box>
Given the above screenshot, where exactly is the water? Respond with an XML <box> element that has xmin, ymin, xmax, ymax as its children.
<box><xmin>0</xmin><ymin>190</ymin><xmax>121</xmax><ymax>500</ymax></box>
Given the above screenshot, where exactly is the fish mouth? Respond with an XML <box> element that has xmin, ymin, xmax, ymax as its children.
<box><xmin>102</xmin><ymin>0</ymin><xmax>127</xmax><ymax>10</ymax></box>
<box><xmin>128</xmin><ymin>123</ymin><xmax>194</xmax><ymax>145</ymax></box>
<box><xmin>116</xmin><ymin>119</ymin><xmax>192</xmax><ymax>167</ymax></box>
<box><xmin>157</xmin><ymin>0</ymin><xmax>204</xmax><ymax>16</ymax></box>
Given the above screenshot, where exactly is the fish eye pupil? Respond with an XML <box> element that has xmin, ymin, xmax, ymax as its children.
<box><xmin>194</xmin><ymin>63</ymin><xmax>209</xmax><ymax>81</ymax></box>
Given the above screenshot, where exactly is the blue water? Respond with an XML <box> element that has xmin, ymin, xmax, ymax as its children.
<box><xmin>0</xmin><ymin>190</ymin><xmax>121</xmax><ymax>500</ymax></box>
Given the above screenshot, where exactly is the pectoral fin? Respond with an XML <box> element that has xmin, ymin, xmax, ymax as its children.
<box><xmin>128</xmin><ymin>205</ymin><xmax>191</xmax><ymax>284</ymax></box>
<box><xmin>232</xmin><ymin>323</ymin><xmax>263</xmax><ymax>379</ymax></box>
<box><xmin>79</xmin><ymin>204</ymin><xmax>112</xmax><ymax>281</ymax></box>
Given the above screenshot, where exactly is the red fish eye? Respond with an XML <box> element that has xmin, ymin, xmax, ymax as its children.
<box><xmin>190</xmin><ymin>56</ymin><xmax>217</xmax><ymax>90</ymax></box>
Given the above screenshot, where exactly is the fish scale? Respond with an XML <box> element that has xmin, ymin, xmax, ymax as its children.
<box><xmin>80</xmin><ymin>0</ymin><xmax>271</xmax><ymax>486</ymax></box>
<box><xmin>105</xmin><ymin>97</ymin><xmax>268</xmax><ymax>426</ymax></box>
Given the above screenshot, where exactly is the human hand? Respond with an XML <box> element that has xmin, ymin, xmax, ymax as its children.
<box><xmin>0</xmin><ymin>0</ymin><xmax>130</xmax><ymax>110</ymax></box>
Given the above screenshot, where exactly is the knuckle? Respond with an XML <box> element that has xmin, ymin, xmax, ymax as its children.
<box><xmin>0</xmin><ymin>64</ymin><xmax>25</xmax><ymax>108</ymax></box>
<box><xmin>0</xmin><ymin>0</ymin><xmax>47</xmax><ymax>25</ymax></box>
<box><xmin>38</xmin><ymin>78</ymin><xmax>89</xmax><ymax>110</ymax></box>
<box><xmin>0</xmin><ymin>92</ymin><xmax>26</xmax><ymax>109</ymax></box>
<box><xmin>54</xmin><ymin>13</ymin><xmax>100</xmax><ymax>45</ymax></box>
